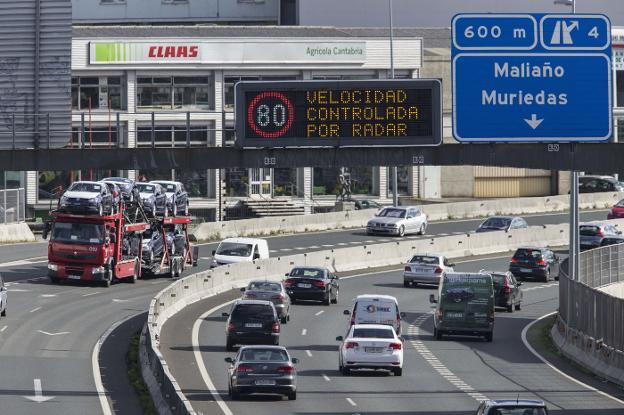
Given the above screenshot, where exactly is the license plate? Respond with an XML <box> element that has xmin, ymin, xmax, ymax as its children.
<box><xmin>298</xmin><ymin>283</ymin><xmax>311</xmax><ymax>288</ymax></box>
<box><xmin>255</xmin><ymin>379</ymin><xmax>276</xmax><ymax>386</ymax></box>
<box><xmin>446</xmin><ymin>312</ymin><xmax>463</xmax><ymax>319</ymax></box>
<box><xmin>520</xmin><ymin>268</ymin><xmax>532</xmax><ymax>273</ymax></box>
<box><xmin>68</xmin><ymin>275</ymin><xmax>81</xmax><ymax>280</ymax></box>
<box><xmin>364</xmin><ymin>347</ymin><xmax>384</xmax><ymax>353</ymax></box>
<box><xmin>245</xmin><ymin>323</ymin><xmax>263</xmax><ymax>328</ymax></box>
<box><xmin>412</xmin><ymin>268</ymin><xmax>429</xmax><ymax>273</ymax></box>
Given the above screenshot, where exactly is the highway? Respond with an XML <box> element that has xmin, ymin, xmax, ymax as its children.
<box><xmin>0</xmin><ymin>208</ymin><xmax>614</xmax><ymax>414</ymax></box>
<box><xmin>160</xmin><ymin>253</ymin><xmax>624</xmax><ymax>415</ymax></box>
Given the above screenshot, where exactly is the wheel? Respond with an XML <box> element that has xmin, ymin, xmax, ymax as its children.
<box><xmin>342</xmin><ymin>366</ymin><xmax>350</xmax><ymax>376</ymax></box>
<box><xmin>515</xmin><ymin>302</ymin><xmax>521</xmax><ymax>311</ymax></box>
<box><xmin>98</xmin><ymin>204</ymin><xmax>103</xmax><ymax>216</ymax></box>
<box><xmin>398</xmin><ymin>225</ymin><xmax>405</xmax><ymax>237</ymax></box>
<box><xmin>506</xmin><ymin>302</ymin><xmax>513</xmax><ymax>313</ymax></box>
<box><xmin>287</xmin><ymin>313</ymin><xmax>290</xmax><ymax>322</ymax></box>
<box><xmin>393</xmin><ymin>367</ymin><xmax>403</xmax><ymax>376</ymax></box>
<box><xmin>418</xmin><ymin>223</ymin><xmax>426</xmax><ymax>235</ymax></box>
<box><xmin>226</xmin><ymin>340</ymin><xmax>234</xmax><ymax>351</ymax></box>
<box><xmin>403</xmin><ymin>280</ymin><xmax>410</xmax><ymax>287</ymax></box>
<box><xmin>435</xmin><ymin>328</ymin><xmax>443</xmax><ymax>340</ymax></box>
<box><xmin>323</xmin><ymin>293</ymin><xmax>331</xmax><ymax>306</ymax></box>
<box><xmin>1</xmin><ymin>306</ymin><xmax>6</xmax><ymax>317</ymax></box>
<box><xmin>281</xmin><ymin>315</ymin><xmax>287</xmax><ymax>324</ymax></box>
<box><xmin>231</xmin><ymin>389</ymin><xmax>240</xmax><ymax>400</ymax></box>
<box><xmin>290</xmin><ymin>298</ymin><xmax>297</xmax><ymax>305</ymax></box>
<box><xmin>485</xmin><ymin>332</ymin><xmax>493</xmax><ymax>342</ymax></box>
<box><xmin>331</xmin><ymin>289</ymin><xmax>338</xmax><ymax>304</ymax></box>
<box><xmin>543</xmin><ymin>268</ymin><xmax>551</xmax><ymax>283</ymax></box>
<box><xmin>287</xmin><ymin>390</ymin><xmax>297</xmax><ymax>401</ymax></box>
<box><xmin>273</xmin><ymin>337</ymin><xmax>279</xmax><ymax>346</ymax></box>
<box><xmin>50</xmin><ymin>277</ymin><xmax>60</xmax><ymax>284</ymax></box>
<box><xmin>103</xmin><ymin>265</ymin><xmax>113</xmax><ymax>287</ymax></box>
<box><xmin>128</xmin><ymin>260</ymin><xmax>139</xmax><ymax>284</ymax></box>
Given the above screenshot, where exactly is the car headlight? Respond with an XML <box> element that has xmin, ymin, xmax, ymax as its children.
<box><xmin>88</xmin><ymin>199</ymin><xmax>97</xmax><ymax>204</ymax></box>
<box><xmin>92</xmin><ymin>266</ymin><xmax>106</xmax><ymax>274</ymax></box>
<box><xmin>60</xmin><ymin>197</ymin><xmax>68</xmax><ymax>206</ymax></box>
<box><xmin>48</xmin><ymin>263</ymin><xmax>58</xmax><ymax>271</ymax></box>
<box><xmin>390</xmin><ymin>223</ymin><xmax>399</xmax><ymax>228</ymax></box>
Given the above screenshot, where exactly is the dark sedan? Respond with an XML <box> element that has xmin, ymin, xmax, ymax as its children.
<box><xmin>486</xmin><ymin>270</ymin><xmax>523</xmax><ymax>312</ymax></box>
<box><xmin>580</xmin><ymin>223</ymin><xmax>621</xmax><ymax>251</ymax></box>
<box><xmin>601</xmin><ymin>236</ymin><xmax>624</xmax><ymax>247</ymax></box>
<box><xmin>136</xmin><ymin>182</ymin><xmax>167</xmax><ymax>217</ymax></box>
<box><xmin>226</xmin><ymin>345</ymin><xmax>298</xmax><ymax>401</ymax></box>
<box><xmin>59</xmin><ymin>181</ymin><xmax>113</xmax><ymax>216</ymax></box>
<box><xmin>242</xmin><ymin>280</ymin><xmax>291</xmax><ymax>324</ymax></box>
<box><xmin>509</xmin><ymin>247</ymin><xmax>559</xmax><ymax>282</ymax></box>
<box><xmin>102</xmin><ymin>177</ymin><xmax>141</xmax><ymax>205</ymax></box>
<box><xmin>150</xmin><ymin>180</ymin><xmax>189</xmax><ymax>216</ymax></box>
<box><xmin>476</xmin><ymin>216</ymin><xmax>528</xmax><ymax>233</ymax></box>
<box><xmin>283</xmin><ymin>266</ymin><xmax>339</xmax><ymax>305</ymax></box>
<box><xmin>355</xmin><ymin>199</ymin><xmax>382</xmax><ymax>210</ymax></box>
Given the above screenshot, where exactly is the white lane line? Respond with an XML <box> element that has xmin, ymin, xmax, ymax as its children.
<box><xmin>337</xmin><ymin>242</ymin><xmax>348</xmax><ymax>246</ymax></box>
<box><xmin>0</xmin><ymin>256</ymin><xmax>48</xmax><ymax>268</ymax></box>
<box><xmin>322</xmin><ymin>374</ymin><xmax>331</xmax><ymax>382</ymax></box>
<box><xmin>280</xmin><ymin>248</ymin><xmax>293</xmax><ymax>252</ymax></box>
<box><xmin>295</xmin><ymin>247</ymin><xmax>306</xmax><ymax>251</ymax></box>
<box><xmin>346</xmin><ymin>398</ymin><xmax>357</xmax><ymax>406</ymax></box>
<box><xmin>193</xmin><ymin>300</ymin><xmax>238</xmax><ymax>415</ymax></box>
<box><xmin>82</xmin><ymin>292</ymin><xmax>100</xmax><ymax>297</ymax></box>
<box><xmin>301</xmin><ymin>328</ymin><xmax>307</xmax><ymax>336</ymax></box>
<box><xmin>364</xmin><ymin>240</ymin><xmax>376</xmax><ymax>243</ymax></box>
<box><xmin>270</xmin><ymin>250</ymin><xmax>278</xmax><ymax>253</ymax></box>
<box><xmin>315</xmin><ymin>310</ymin><xmax>324</xmax><ymax>316</ymax></box>
<box><xmin>521</xmin><ymin>312</ymin><xmax>624</xmax><ymax>406</ymax></box>
<box><xmin>308</xmin><ymin>245</ymin><xmax>320</xmax><ymax>249</ymax></box>
<box><xmin>348</xmin><ymin>241</ymin><xmax>361</xmax><ymax>244</ymax></box>
<box><xmin>321</xmin><ymin>244</ymin><xmax>334</xmax><ymax>247</ymax></box>
<box><xmin>0</xmin><ymin>325</ymin><xmax>7</xmax><ymax>332</ymax></box>
<box><xmin>306</xmin><ymin>350</ymin><xmax>313</xmax><ymax>357</ymax></box>
<box><xmin>29</xmin><ymin>307</ymin><xmax>42</xmax><ymax>313</ymax></box>
<box><xmin>8</xmin><ymin>288</ymin><xmax>30</xmax><ymax>292</ymax></box>
<box><xmin>40</xmin><ymin>294</ymin><xmax>57</xmax><ymax>298</ymax></box>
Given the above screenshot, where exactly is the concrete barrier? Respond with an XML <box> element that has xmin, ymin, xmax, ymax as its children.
<box><xmin>144</xmin><ymin>222</ymin><xmax>578</xmax><ymax>414</ymax></box>
<box><xmin>0</xmin><ymin>223</ymin><xmax>36</xmax><ymax>243</ymax></box>
<box><xmin>192</xmin><ymin>192</ymin><xmax>623</xmax><ymax>241</ymax></box>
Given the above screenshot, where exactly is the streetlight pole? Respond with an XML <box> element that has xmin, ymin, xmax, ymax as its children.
<box><xmin>389</xmin><ymin>0</ymin><xmax>399</xmax><ymax>206</ymax></box>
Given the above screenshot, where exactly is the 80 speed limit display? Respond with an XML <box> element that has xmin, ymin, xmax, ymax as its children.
<box><xmin>235</xmin><ymin>79</ymin><xmax>442</xmax><ymax>147</ymax></box>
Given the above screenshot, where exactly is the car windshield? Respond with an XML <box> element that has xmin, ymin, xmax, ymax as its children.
<box><xmin>481</xmin><ymin>217</ymin><xmax>512</xmax><ymax>229</ymax></box>
<box><xmin>615</xmin><ymin>199</ymin><xmax>624</xmax><ymax>208</ymax></box>
<box><xmin>580</xmin><ymin>226</ymin><xmax>601</xmax><ymax>236</ymax></box>
<box><xmin>377</xmin><ymin>208</ymin><xmax>406</xmax><ymax>218</ymax></box>
<box><xmin>352</xmin><ymin>328</ymin><xmax>395</xmax><ymax>339</ymax></box>
<box><xmin>137</xmin><ymin>184</ymin><xmax>155</xmax><ymax>193</ymax></box>
<box><xmin>51</xmin><ymin>222</ymin><xmax>105</xmax><ymax>244</ymax></box>
<box><xmin>231</xmin><ymin>304</ymin><xmax>274</xmax><ymax>320</ymax></box>
<box><xmin>513</xmin><ymin>249</ymin><xmax>542</xmax><ymax>260</ymax></box>
<box><xmin>289</xmin><ymin>268</ymin><xmax>325</xmax><ymax>279</ymax></box>
<box><xmin>68</xmin><ymin>182</ymin><xmax>101</xmax><ymax>193</ymax></box>
<box><xmin>154</xmin><ymin>182</ymin><xmax>176</xmax><ymax>192</ymax></box>
<box><xmin>248</xmin><ymin>282</ymin><xmax>281</xmax><ymax>292</ymax></box>
<box><xmin>409</xmin><ymin>255</ymin><xmax>438</xmax><ymax>265</ymax></box>
<box><xmin>105</xmin><ymin>177</ymin><xmax>130</xmax><ymax>183</ymax></box>
<box><xmin>490</xmin><ymin>408</ymin><xmax>547</xmax><ymax>415</ymax></box>
<box><xmin>240</xmin><ymin>348</ymin><xmax>289</xmax><ymax>362</ymax></box>
<box><xmin>216</xmin><ymin>242</ymin><xmax>253</xmax><ymax>257</ymax></box>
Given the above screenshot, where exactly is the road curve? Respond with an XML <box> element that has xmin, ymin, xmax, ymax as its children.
<box><xmin>160</xmin><ymin>253</ymin><xmax>624</xmax><ymax>415</ymax></box>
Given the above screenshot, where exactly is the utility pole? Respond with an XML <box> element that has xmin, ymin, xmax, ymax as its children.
<box><xmin>389</xmin><ymin>0</ymin><xmax>399</xmax><ymax>206</ymax></box>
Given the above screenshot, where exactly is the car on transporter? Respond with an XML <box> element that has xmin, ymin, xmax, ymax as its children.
<box><xmin>366</xmin><ymin>206</ymin><xmax>427</xmax><ymax>237</ymax></box>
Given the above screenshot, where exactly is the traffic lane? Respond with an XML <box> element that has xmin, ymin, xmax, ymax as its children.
<box><xmin>0</xmin><ymin>275</ymin><xmax>171</xmax><ymax>415</ymax></box>
<box><xmin>0</xmin><ymin>241</ymin><xmax>47</xmax><ymax>267</ymax></box>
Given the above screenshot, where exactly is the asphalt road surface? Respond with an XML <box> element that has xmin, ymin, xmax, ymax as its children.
<box><xmin>160</xmin><ymin>253</ymin><xmax>624</xmax><ymax>415</ymax></box>
<box><xmin>0</xmin><ymin>208</ymin><xmax>613</xmax><ymax>414</ymax></box>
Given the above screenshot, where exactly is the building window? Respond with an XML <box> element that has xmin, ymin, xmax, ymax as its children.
<box><xmin>137</xmin><ymin>76</ymin><xmax>214</xmax><ymax>110</ymax></box>
<box><xmin>274</xmin><ymin>168</ymin><xmax>298</xmax><ymax>197</ymax></box>
<box><xmin>312</xmin><ymin>167</ymin><xmax>373</xmax><ymax>197</ymax></box>
<box><xmin>72</xmin><ymin>76</ymin><xmax>125</xmax><ymax>110</ymax></box>
<box><xmin>137</xmin><ymin>169</ymin><xmax>207</xmax><ymax>198</ymax></box>
<box><xmin>223</xmin><ymin>75</ymin><xmax>297</xmax><ymax>110</ymax></box>
<box><xmin>70</xmin><ymin>126</ymin><xmax>120</xmax><ymax>148</ymax></box>
<box><xmin>224</xmin><ymin>168</ymin><xmax>248</xmax><ymax>197</ymax></box>
<box><xmin>136</xmin><ymin>123</ymin><xmax>215</xmax><ymax>147</ymax></box>
<box><xmin>387</xmin><ymin>166</ymin><xmax>410</xmax><ymax>197</ymax></box>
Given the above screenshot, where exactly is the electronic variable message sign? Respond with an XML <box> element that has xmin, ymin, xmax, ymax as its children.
<box><xmin>235</xmin><ymin>80</ymin><xmax>441</xmax><ymax>147</ymax></box>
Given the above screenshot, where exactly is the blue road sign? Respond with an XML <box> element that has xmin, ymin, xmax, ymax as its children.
<box><xmin>452</xmin><ymin>13</ymin><xmax>612</xmax><ymax>142</ymax></box>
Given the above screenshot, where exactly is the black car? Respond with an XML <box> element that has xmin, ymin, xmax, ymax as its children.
<box><xmin>223</xmin><ymin>300</ymin><xmax>281</xmax><ymax>351</ymax></box>
<box><xmin>476</xmin><ymin>216</ymin><xmax>528</xmax><ymax>233</ymax></box>
<box><xmin>59</xmin><ymin>181</ymin><xmax>114</xmax><ymax>215</ymax></box>
<box><xmin>509</xmin><ymin>247</ymin><xmax>560</xmax><ymax>282</ymax></box>
<box><xmin>600</xmin><ymin>236</ymin><xmax>624</xmax><ymax>247</ymax></box>
<box><xmin>355</xmin><ymin>200</ymin><xmax>382</xmax><ymax>210</ymax></box>
<box><xmin>150</xmin><ymin>181</ymin><xmax>189</xmax><ymax>216</ymax></box>
<box><xmin>283</xmin><ymin>266</ymin><xmax>339</xmax><ymax>305</ymax></box>
<box><xmin>102</xmin><ymin>177</ymin><xmax>141</xmax><ymax>205</ymax></box>
<box><xmin>136</xmin><ymin>182</ymin><xmax>167</xmax><ymax>217</ymax></box>
<box><xmin>579</xmin><ymin>175</ymin><xmax>624</xmax><ymax>193</ymax></box>
<box><xmin>486</xmin><ymin>271</ymin><xmax>523</xmax><ymax>312</ymax></box>
<box><xmin>580</xmin><ymin>223</ymin><xmax>621</xmax><ymax>251</ymax></box>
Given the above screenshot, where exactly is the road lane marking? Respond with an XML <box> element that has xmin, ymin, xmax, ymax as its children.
<box><xmin>40</xmin><ymin>294</ymin><xmax>56</xmax><ymax>298</ymax></box>
<box><xmin>322</xmin><ymin>244</ymin><xmax>334</xmax><ymax>247</ymax></box>
<box><xmin>0</xmin><ymin>325</ymin><xmax>7</xmax><ymax>332</ymax></box>
<box><xmin>30</xmin><ymin>307</ymin><xmax>42</xmax><ymax>313</ymax></box>
<box><xmin>9</xmin><ymin>289</ymin><xmax>30</xmax><ymax>292</ymax></box>
<box><xmin>82</xmin><ymin>292</ymin><xmax>100</xmax><ymax>297</ymax></box>
<box><xmin>346</xmin><ymin>398</ymin><xmax>357</xmax><ymax>406</ymax></box>
<box><xmin>295</xmin><ymin>247</ymin><xmax>306</xmax><ymax>250</ymax></box>
<box><xmin>37</xmin><ymin>330</ymin><xmax>70</xmax><ymax>336</ymax></box>
<box><xmin>348</xmin><ymin>241</ymin><xmax>361</xmax><ymax>244</ymax></box>
<box><xmin>23</xmin><ymin>378</ymin><xmax>54</xmax><ymax>403</ymax></box>
<box><xmin>322</xmin><ymin>374</ymin><xmax>331</xmax><ymax>382</ymax></box>
<box><xmin>280</xmin><ymin>248</ymin><xmax>293</xmax><ymax>251</ymax></box>
<box><xmin>306</xmin><ymin>350</ymin><xmax>312</xmax><ymax>357</ymax></box>
<box><xmin>0</xmin><ymin>256</ymin><xmax>48</xmax><ymax>268</ymax></box>
<box><xmin>308</xmin><ymin>245</ymin><xmax>320</xmax><ymax>249</ymax></box>
<box><xmin>270</xmin><ymin>250</ymin><xmax>278</xmax><ymax>253</ymax></box>
<box><xmin>315</xmin><ymin>310</ymin><xmax>324</xmax><ymax>316</ymax></box>
<box><xmin>301</xmin><ymin>328</ymin><xmax>307</xmax><ymax>336</ymax></box>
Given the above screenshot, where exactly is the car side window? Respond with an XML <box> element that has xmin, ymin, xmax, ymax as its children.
<box><xmin>519</xmin><ymin>219</ymin><xmax>527</xmax><ymax>228</ymax></box>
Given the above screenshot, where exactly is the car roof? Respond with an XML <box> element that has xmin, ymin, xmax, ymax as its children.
<box><xmin>355</xmin><ymin>294</ymin><xmax>398</xmax><ymax>302</ymax></box>
<box><xmin>221</xmin><ymin>237</ymin><xmax>266</xmax><ymax>244</ymax></box>
<box><xmin>486</xmin><ymin>215</ymin><xmax>516</xmax><ymax>220</ymax></box>
<box><xmin>151</xmin><ymin>180</ymin><xmax>178</xmax><ymax>185</ymax></box>
<box><xmin>516</xmin><ymin>246</ymin><xmax>548</xmax><ymax>251</ymax></box>
<box><xmin>352</xmin><ymin>323</ymin><xmax>395</xmax><ymax>331</ymax></box>
<box><xmin>71</xmin><ymin>180</ymin><xmax>101</xmax><ymax>185</ymax></box>
<box><xmin>290</xmin><ymin>266</ymin><xmax>328</xmax><ymax>271</ymax></box>
<box><xmin>410</xmin><ymin>253</ymin><xmax>443</xmax><ymax>258</ymax></box>
<box><xmin>238</xmin><ymin>345</ymin><xmax>288</xmax><ymax>352</ymax></box>
<box><xmin>248</xmin><ymin>280</ymin><xmax>282</xmax><ymax>286</ymax></box>
<box><xmin>485</xmin><ymin>399</ymin><xmax>546</xmax><ymax>407</ymax></box>
<box><xmin>234</xmin><ymin>299</ymin><xmax>274</xmax><ymax>306</ymax></box>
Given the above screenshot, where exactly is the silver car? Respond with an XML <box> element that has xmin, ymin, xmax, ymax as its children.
<box><xmin>225</xmin><ymin>345</ymin><xmax>298</xmax><ymax>400</ymax></box>
<box><xmin>366</xmin><ymin>206</ymin><xmax>427</xmax><ymax>237</ymax></box>
<box><xmin>403</xmin><ymin>254</ymin><xmax>454</xmax><ymax>287</ymax></box>
<box><xmin>241</xmin><ymin>280</ymin><xmax>291</xmax><ymax>324</ymax></box>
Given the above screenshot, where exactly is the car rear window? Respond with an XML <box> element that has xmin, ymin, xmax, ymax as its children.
<box><xmin>491</xmin><ymin>274</ymin><xmax>507</xmax><ymax>287</ymax></box>
<box><xmin>231</xmin><ymin>304</ymin><xmax>274</xmax><ymax>320</ymax></box>
<box><xmin>513</xmin><ymin>249</ymin><xmax>542</xmax><ymax>260</ymax></box>
<box><xmin>481</xmin><ymin>217</ymin><xmax>512</xmax><ymax>229</ymax></box>
<box><xmin>289</xmin><ymin>268</ymin><xmax>325</xmax><ymax>279</ymax></box>
<box><xmin>137</xmin><ymin>184</ymin><xmax>155</xmax><ymax>192</ymax></box>
<box><xmin>240</xmin><ymin>349</ymin><xmax>288</xmax><ymax>362</ymax></box>
<box><xmin>409</xmin><ymin>255</ymin><xmax>438</xmax><ymax>265</ymax></box>
<box><xmin>352</xmin><ymin>328</ymin><xmax>395</xmax><ymax>338</ymax></box>
<box><xmin>490</xmin><ymin>408</ymin><xmax>547</xmax><ymax>415</ymax></box>
<box><xmin>580</xmin><ymin>226</ymin><xmax>600</xmax><ymax>236</ymax></box>
<box><xmin>248</xmin><ymin>282</ymin><xmax>281</xmax><ymax>292</ymax></box>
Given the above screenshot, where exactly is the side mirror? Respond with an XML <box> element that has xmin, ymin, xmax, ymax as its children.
<box><xmin>399</xmin><ymin>336</ymin><xmax>404</xmax><ymax>342</ymax></box>
<box><xmin>400</xmin><ymin>312</ymin><xmax>406</xmax><ymax>318</ymax></box>
<box><xmin>253</xmin><ymin>253</ymin><xmax>260</xmax><ymax>260</ymax></box>
<box><xmin>448</xmin><ymin>263</ymin><xmax>455</xmax><ymax>268</ymax></box>
<box><xmin>42</xmin><ymin>221</ymin><xmax>51</xmax><ymax>240</ymax></box>
<box><xmin>284</xmin><ymin>273</ymin><xmax>290</xmax><ymax>277</ymax></box>
<box><xmin>240</xmin><ymin>287</ymin><xmax>246</xmax><ymax>292</ymax></box>
<box><xmin>517</xmin><ymin>282</ymin><xmax>523</xmax><ymax>286</ymax></box>
<box><xmin>343</xmin><ymin>310</ymin><xmax>351</xmax><ymax>315</ymax></box>
<box><xmin>335</xmin><ymin>336</ymin><xmax>343</xmax><ymax>341</ymax></box>
<box><xmin>221</xmin><ymin>312</ymin><xmax>229</xmax><ymax>317</ymax></box>
<box><xmin>429</xmin><ymin>294</ymin><xmax>437</xmax><ymax>304</ymax></box>
<box><xmin>212</xmin><ymin>250</ymin><xmax>216</xmax><ymax>256</ymax></box>
<box><xmin>291</xmin><ymin>358</ymin><xmax>299</xmax><ymax>364</ymax></box>
<box><xmin>406</xmin><ymin>216</ymin><xmax>413</xmax><ymax>219</ymax></box>
<box><xmin>224</xmin><ymin>357</ymin><xmax>234</xmax><ymax>363</ymax></box>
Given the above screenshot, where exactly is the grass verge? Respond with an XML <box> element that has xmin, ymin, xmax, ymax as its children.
<box><xmin>127</xmin><ymin>333</ymin><xmax>158</xmax><ymax>415</ymax></box>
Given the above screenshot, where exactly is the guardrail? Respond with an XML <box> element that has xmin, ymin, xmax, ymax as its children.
<box><xmin>555</xmin><ymin>245</ymin><xmax>624</xmax><ymax>385</ymax></box>
<box><xmin>143</xmin><ymin>223</ymin><xmax>580</xmax><ymax>414</ymax></box>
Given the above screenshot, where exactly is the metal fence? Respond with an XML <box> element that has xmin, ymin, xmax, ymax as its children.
<box><xmin>0</xmin><ymin>188</ymin><xmax>25</xmax><ymax>224</ymax></box>
<box><xmin>559</xmin><ymin>244</ymin><xmax>624</xmax><ymax>352</ymax></box>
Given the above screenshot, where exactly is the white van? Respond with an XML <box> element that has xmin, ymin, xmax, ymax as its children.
<box><xmin>210</xmin><ymin>238</ymin><xmax>269</xmax><ymax>268</ymax></box>
<box><xmin>344</xmin><ymin>294</ymin><xmax>405</xmax><ymax>335</ymax></box>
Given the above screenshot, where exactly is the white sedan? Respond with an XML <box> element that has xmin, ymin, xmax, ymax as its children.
<box><xmin>336</xmin><ymin>324</ymin><xmax>403</xmax><ymax>376</ymax></box>
<box><xmin>403</xmin><ymin>254</ymin><xmax>454</xmax><ymax>287</ymax></box>
<box><xmin>366</xmin><ymin>206</ymin><xmax>427</xmax><ymax>237</ymax></box>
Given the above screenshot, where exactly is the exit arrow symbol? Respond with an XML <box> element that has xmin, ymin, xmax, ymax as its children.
<box><xmin>524</xmin><ymin>114</ymin><xmax>544</xmax><ymax>130</ymax></box>
<box><xmin>24</xmin><ymin>379</ymin><xmax>54</xmax><ymax>403</ymax></box>
<box><xmin>37</xmin><ymin>330</ymin><xmax>70</xmax><ymax>336</ymax></box>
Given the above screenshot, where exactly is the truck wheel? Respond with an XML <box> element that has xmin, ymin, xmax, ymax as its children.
<box><xmin>403</xmin><ymin>280</ymin><xmax>410</xmax><ymax>287</ymax></box>
<box><xmin>506</xmin><ymin>303</ymin><xmax>513</xmax><ymax>313</ymax></box>
<box><xmin>435</xmin><ymin>328</ymin><xmax>443</xmax><ymax>340</ymax></box>
<box><xmin>129</xmin><ymin>260</ymin><xmax>139</xmax><ymax>284</ymax></box>
<box><xmin>50</xmin><ymin>277</ymin><xmax>60</xmax><ymax>284</ymax></box>
<box><xmin>485</xmin><ymin>332</ymin><xmax>493</xmax><ymax>342</ymax></box>
<box><xmin>1</xmin><ymin>306</ymin><xmax>6</xmax><ymax>317</ymax></box>
<box><xmin>287</xmin><ymin>390</ymin><xmax>297</xmax><ymax>401</ymax></box>
<box><xmin>393</xmin><ymin>367</ymin><xmax>403</xmax><ymax>376</ymax></box>
<box><xmin>103</xmin><ymin>263</ymin><xmax>113</xmax><ymax>287</ymax></box>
